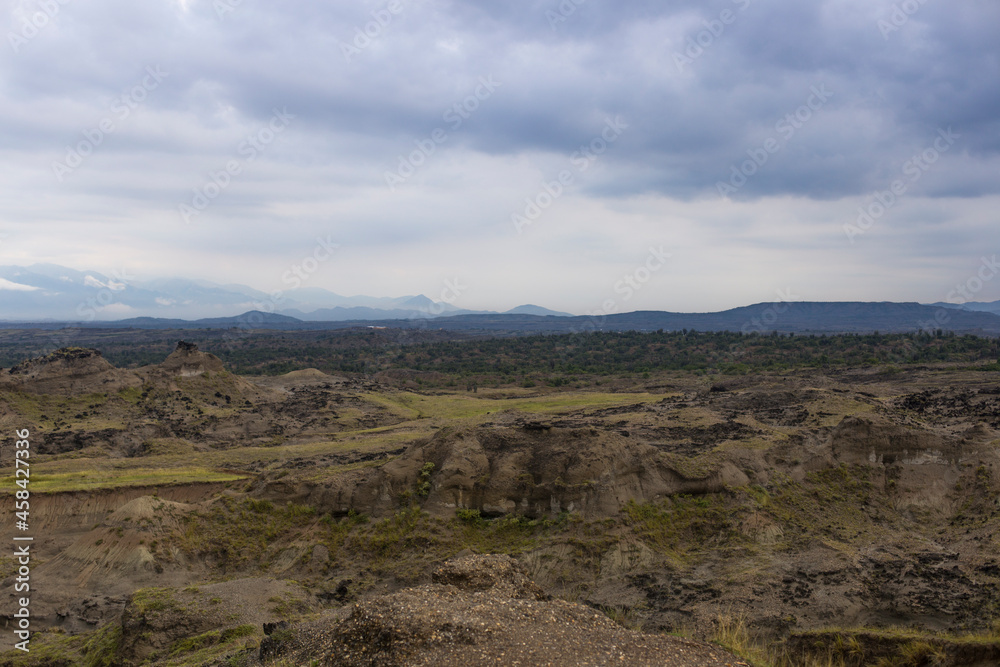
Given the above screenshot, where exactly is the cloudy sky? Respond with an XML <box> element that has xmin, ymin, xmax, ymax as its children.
<box><xmin>1</xmin><ymin>0</ymin><xmax>998</xmax><ymax>314</ymax></box>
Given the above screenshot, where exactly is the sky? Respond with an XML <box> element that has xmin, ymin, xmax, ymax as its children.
<box><xmin>1</xmin><ymin>0</ymin><xmax>998</xmax><ymax>315</ymax></box>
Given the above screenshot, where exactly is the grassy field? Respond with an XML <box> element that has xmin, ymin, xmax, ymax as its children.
<box><xmin>364</xmin><ymin>389</ymin><xmax>663</xmax><ymax>420</ymax></box>
<box><xmin>0</xmin><ymin>467</ymin><xmax>248</xmax><ymax>493</ymax></box>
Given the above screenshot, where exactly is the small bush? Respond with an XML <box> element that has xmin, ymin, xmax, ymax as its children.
<box><xmin>456</xmin><ymin>508</ymin><xmax>482</xmax><ymax>524</ymax></box>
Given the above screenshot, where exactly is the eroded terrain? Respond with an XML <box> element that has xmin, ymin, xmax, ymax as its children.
<box><xmin>0</xmin><ymin>343</ymin><xmax>998</xmax><ymax>665</ymax></box>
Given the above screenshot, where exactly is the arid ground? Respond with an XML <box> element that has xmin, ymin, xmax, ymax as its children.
<box><xmin>1</xmin><ymin>340</ymin><xmax>999</xmax><ymax>665</ymax></box>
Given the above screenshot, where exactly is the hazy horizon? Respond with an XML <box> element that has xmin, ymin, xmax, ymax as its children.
<box><xmin>3</xmin><ymin>259</ymin><xmax>1000</xmax><ymax>322</ymax></box>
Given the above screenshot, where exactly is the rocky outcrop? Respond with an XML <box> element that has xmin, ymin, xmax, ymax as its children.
<box><xmin>827</xmin><ymin>416</ymin><xmax>999</xmax><ymax>512</ymax></box>
<box><xmin>1</xmin><ymin>347</ymin><xmax>141</xmax><ymax>395</ymax></box>
<box><xmin>831</xmin><ymin>416</ymin><xmax>961</xmax><ymax>466</ymax></box>
<box><xmin>157</xmin><ymin>340</ymin><xmax>226</xmax><ymax>377</ymax></box>
<box><xmin>270</xmin><ymin>424</ymin><xmax>752</xmax><ymax>519</ymax></box>
<box><xmin>269</xmin><ymin>553</ymin><xmax>742</xmax><ymax>666</ymax></box>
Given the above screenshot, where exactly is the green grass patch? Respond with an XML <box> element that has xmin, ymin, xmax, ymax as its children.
<box><xmin>3</xmin><ymin>426</ymin><xmax>426</xmax><ymax>493</ymax></box>
<box><xmin>131</xmin><ymin>587</ymin><xmax>180</xmax><ymax>614</ymax></box>
<box><xmin>0</xmin><ymin>467</ymin><xmax>247</xmax><ymax>494</ymax></box>
<box><xmin>363</xmin><ymin>390</ymin><xmax>662</xmax><ymax>423</ymax></box>
<box><xmin>0</xmin><ymin>390</ymin><xmax>112</xmax><ymax>429</ymax></box>
<box><xmin>0</xmin><ymin>622</ymin><xmax>122</xmax><ymax>667</ymax></box>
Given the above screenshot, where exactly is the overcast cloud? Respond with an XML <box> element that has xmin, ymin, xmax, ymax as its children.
<box><xmin>1</xmin><ymin>0</ymin><xmax>998</xmax><ymax>314</ymax></box>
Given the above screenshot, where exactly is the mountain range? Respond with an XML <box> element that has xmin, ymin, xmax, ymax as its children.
<box><xmin>2</xmin><ymin>264</ymin><xmax>1000</xmax><ymax>336</ymax></box>
<box><xmin>0</xmin><ymin>264</ymin><xmax>571</xmax><ymax>322</ymax></box>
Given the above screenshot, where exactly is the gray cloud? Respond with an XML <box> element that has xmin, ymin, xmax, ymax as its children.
<box><xmin>1</xmin><ymin>0</ymin><xmax>998</xmax><ymax>311</ymax></box>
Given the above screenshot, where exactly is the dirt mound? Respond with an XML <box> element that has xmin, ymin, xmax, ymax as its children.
<box><xmin>157</xmin><ymin>340</ymin><xmax>226</xmax><ymax>376</ymax></box>
<box><xmin>106</xmin><ymin>496</ymin><xmax>194</xmax><ymax>528</ymax></box>
<box><xmin>283</xmin><ymin>368</ymin><xmax>332</xmax><ymax>379</ymax></box>
<box><xmin>1</xmin><ymin>347</ymin><xmax>141</xmax><ymax>395</ymax></box>
<box><xmin>134</xmin><ymin>340</ymin><xmax>276</xmax><ymax>410</ymax></box>
<box><xmin>252</xmin><ymin>367</ymin><xmax>349</xmax><ymax>391</ymax></box>
<box><xmin>38</xmin><ymin>495</ymin><xmax>198</xmax><ymax>592</ymax></box>
<box><xmin>431</xmin><ymin>551</ymin><xmax>547</xmax><ymax>599</ymax></box>
<box><xmin>0</xmin><ymin>485</ymin><xmax>229</xmax><ymax>635</ymax></box>
<box><xmin>270</xmin><ymin>553</ymin><xmax>742</xmax><ymax>666</ymax></box>
<box><xmin>285</xmin><ymin>424</ymin><xmax>752</xmax><ymax>519</ymax></box>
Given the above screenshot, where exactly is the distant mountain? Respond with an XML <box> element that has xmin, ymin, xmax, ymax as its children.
<box><xmin>282</xmin><ymin>306</ymin><xmax>452</xmax><ymax>322</ymax></box>
<box><xmin>0</xmin><ymin>263</ymin><xmax>458</xmax><ymax>322</ymax></box>
<box><xmin>7</xmin><ymin>301</ymin><xmax>998</xmax><ymax>336</ymax></box>
<box><xmin>277</xmin><ymin>287</ymin><xmax>433</xmax><ymax>311</ymax></box>
<box><xmin>398</xmin><ymin>294</ymin><xmax>436</xmax><ymax>309</ymax></box>
<box><xmin>191</xmin><ymin>311</ymin><xmax>303</xmax><ymax>326</ymax></box>
<box><xmin>336</xmin><ymin>301</ymin><xmax>1000</xmax><ymax>335</ymax></box>
<box><xmin>4</xmin><ymin>264</ymin><xmax>1000</xmax><ymax>336</ymax></box>
<box><xmin>928</xmin><ymin>300</ymin><xmax>1000</xmax><ymax>316</ymax></box>
<box><xmin>107</xmin><ymin>311</ymin><xmax>303</xmax><ymax>329</ymax></box>
<box><xmin>504</xmin><ymin>304</ymin><xmax>573</xmax><ymax>317</ymax></box>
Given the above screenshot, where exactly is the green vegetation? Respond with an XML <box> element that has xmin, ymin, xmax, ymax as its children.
<box><xmin>763</xmin><ymin>465</ymin><xmax>891</xmax><ymax>547</ymax></box>
<box><xmin>2</xmin><ymin>328</ymin><xmax>998</xmax><ymax>381</ymax></box>
<box><xmin>0</xmin><ymin>390</ymin><xmax>113</xmax><ymax>430</ymax></box>
<box><xmin>177</xmin><ymin>499</ymin><xmax>568</xmax><ymax>583</ymax></box>
<box><xmin>623</xmin><ymin>495</ymin><xmax>735</xmax><ymax>563</ymax></box>
<box><xmin>0</xmin><ymin>621</ymin><xmax>122</xmax><ymax>667</ymax></box>
<box><xmin>168</xmin><ymin>624</ymin><xmax>256</xmax><ymax>660</ymax></box>
<box><xmin>365</xmin><ymin>389</ymin><xmax>661</xmax><ymax>421</ymax></box>
<box><xmin>0</xmin><ymin>388</ymin><xmax>663</xmax><ymax>495</ymax></box>
<box><xmin>178</xmin><ymin>497</ymin><xmax>320</xmax><ymax>571</ymax></box>
<box><xmin>131</xmin><ymin>587</ymin><xmax>180</xmax><ymax>614</ymax></box>
<box><xmin>0</xmin><ymin>467</ymin><xmax>247</xmax><ymax>494</ymax></box>
<box><xmin>712</xmin><ymin>615</ymin><xmax>1000</xmax><ymax>667</ymax></box>
<box><xmin>416</xmin><ymin>462</ymin><xmax>434</xmax><ymax>497</ymax></box>
<box><xmin>779</xmin><ymin>625</ymin><xmax>1000</xmax><ymax>667</ymax></box>
<box><xmin>79</xmin><ymin>623</ymin><xmax>124</xmax><ymax>667</ymax></box>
